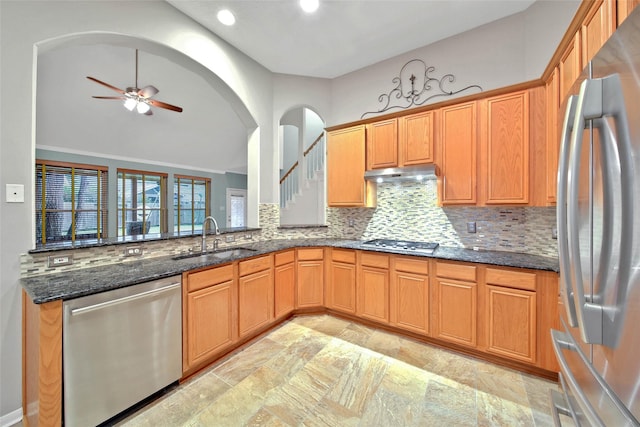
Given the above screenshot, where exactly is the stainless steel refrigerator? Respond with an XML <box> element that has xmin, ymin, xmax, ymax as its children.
<box><xmin>552</xmin><ymin>7</ymin><xmax>640</xmax><ymax>426</ymax></box>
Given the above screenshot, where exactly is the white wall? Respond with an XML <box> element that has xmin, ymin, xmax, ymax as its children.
<box><xmin>328</xmin><ymin>0</ymin><xmax>579</xmax><ymax>125</ymax></box>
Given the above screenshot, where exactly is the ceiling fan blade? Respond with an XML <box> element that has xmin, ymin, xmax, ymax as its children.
<box><xmin>86</xmin><ymin>76</ymin><xmax>125</xmax><ymax>94</ymax></box>
<box><xmin>148</xmin><ymin>99</ymin><xmax>183</xmax><ymax>113</ymax></box>
<box><xmin>92</xmin><ymin>96</ymin><xmax>126</xmax><ymax>100</ymax></box>
<box><xmin>144</xmin><ymin>109</ymin><xmax>153</xmax><ymax>116</ymax></box>
<box><xmin>138</xmin><ymin>85</ymin><xmax>159</xmax><ymax>99</ymax></box>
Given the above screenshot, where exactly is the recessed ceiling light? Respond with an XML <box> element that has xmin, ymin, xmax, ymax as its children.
<box><xmin>217</xmin><ymin>9</ymin><xmax>236</xmax><ymax>26</ymax></box>
<box><xmin>299</xmin><ymin>0</ymin><xmax>319</xmax><ymax>14</ymax></box>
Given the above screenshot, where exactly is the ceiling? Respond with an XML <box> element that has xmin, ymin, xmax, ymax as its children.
<box><xmin>167</xmin><ymin>0</ymin><xmax>538</xmax><ymax>79</ymax></box>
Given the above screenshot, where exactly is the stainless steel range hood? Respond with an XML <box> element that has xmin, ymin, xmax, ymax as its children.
<box><xmin>364</xmin><ymin>164</ymin><xmax>438</xmax><ymax>183</ymax></box>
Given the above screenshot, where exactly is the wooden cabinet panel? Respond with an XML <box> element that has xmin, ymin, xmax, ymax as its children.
<box><xmin>297</xmin><ymin>259</ymin><xmax>324</xmax><ymax>308</ymax></box>
<box><xmin>393</xmin><ymin>255</ymin><xmax>429</xmax><ymax>275</ymax></box>
<box><xmin>358</xmin><ymin>265</ymin><xmax>389</xmax><ymax>323</ymax></box>
<box><xmin>390</xmin><ymin>269</ymin><xmax>429</xmax><ymax>335</ymax></box>
<box><xmin>582</xmin><ymin>0</ymin><xmax>616</xmax><ymax>65</ymax></box>
<box><xmin>275</xmin><ymin>250</ymin><xmax>295</xmax><ymax>266</ymax></box>
<box><xmin>360</xmin><ymin>251</ymin><xmax>389</xmax><ymax>269</ymax></box>
<box><xmin>486</xmin><ymin>285</ymin><xmax>536</xmax><ymax>364</ymax></box>
<box><xmin>559</xmin><ymin>32</ymin><xmax>582</xmax><ymax>101</ymax></box>
<box><xmin>483</xmin><ymin>91</ymin><xmax>530</xmax><ymax>204</ymax></box>
<box><xmin>440</xmin><ymin>102</ymin><xmax>477</xmax><ymax>205</ymax></box>
<box><xmin>327</xmin><ymin>260</ymin><xmax>357</xmax><ymax>314</ymax></box>
<box><xmin>332</xmin><ymin>248</ymin><xmax>356</xmax><ymax>264</ymax></box>
<box><xmin>399</xmin><ymin>110</ymin><xmax>434</xmax><ymax>165</ymax></box>
<box><xmin>486</xmin><ymin>267</ymin><xmax>536</xmax><ymax>291</ymax></box>
<box><xmin>433</xmin><ymin>277</ymin><xmax>477</xmax><ymax>348</ymax></box>
<box><xmin>297</xmin><ymin>247</ymin><xmax>324</xmax><ymax>261</ymax></box>
<box><xmin>546</xmin><ymin>68</ymin><xmax>560</xmax><ymax>204</ymax></box>
<box><xmin>238</xmin><ymin>268</ymin><xmax>274</xmax><ymax>337</ymax></box>
<box><xmin>436</xmin><ymin>261</ymin><xmax>476</xmax><ymax>282</ymax></box>
<box><xmin>187</xmin><ymin>264</ymin><xmax>233</xmax><ymax>293</ymax></box>
<box><xmin>367</xmin><ymin>119</ymin><xmax>398</xmax><ymax>169</ymax></box>
<box><xmin>274</xmin><ymin>261</ymin><xmax>295</xmax><ymax>319</ymax></box>
<box><xmin>239</xmin><ymin>255</ymin><xmax>273</xmax><ymax>277</ymax></box>
<box><xmin>618</xmin><ymin>0</ymin><xmax>640</xmax><ymax>25</ymax></box>
<box><xmin>327</xmin><ymin>125</ymin><xmax>376</xmax><ymax>207</ymax></box>
<box><xmin>186</xmin><ymin>280</ymin><xmax>236</xmax><ymax>367</ymax></box>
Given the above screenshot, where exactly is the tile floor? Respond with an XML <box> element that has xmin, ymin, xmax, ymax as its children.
<box><xmin>112</xmin><ymin>314</ymin><xmax>569</xmax><ymax>427</ymax></box>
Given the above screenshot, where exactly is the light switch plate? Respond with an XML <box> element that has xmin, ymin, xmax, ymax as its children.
<box><xmin>6</xmin><ymin>184</ymin><xmax>24</xmax><ymax>203</ymax></box>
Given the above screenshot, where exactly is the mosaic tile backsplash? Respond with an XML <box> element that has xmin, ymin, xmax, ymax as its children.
<box><xmin>21</xmin><ymin>181</ymin><xmax>558</xmax><ymax>277</ymax></box>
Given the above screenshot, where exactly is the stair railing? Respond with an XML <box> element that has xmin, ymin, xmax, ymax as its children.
<box><xmin>280</xmin><ymin>132</ymin><xmax>325</xmax><ymax>208</ymax></box>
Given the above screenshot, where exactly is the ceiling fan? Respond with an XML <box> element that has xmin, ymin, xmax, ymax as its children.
<box><xmin>87</xmin><ymin>49</ymin><xmax>183</xmax><ymax>115</ymax></box>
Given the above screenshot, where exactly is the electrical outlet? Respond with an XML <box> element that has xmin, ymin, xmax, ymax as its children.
<box><xmin>467</xmin><ymin>221</ymin><xmax>476</xmax><ymax>233</ymax></box>
<box><xmin>48</xmin><ymin>255</ymin><xmax>73</xmax><ymax>267</ymax></box>
<box><xmin>348</xmin><ymin>218</ymin><xmax>355</xmax><ymax>227</ymax></box>
<box><xmin>124</xmin><ymin>246</ymin><xmax>143</xmax><ymax>257</ymax></box>
<box><xmin>245</xmin><ymin>233</ymin><xmax>253</xmax><ymax>240</ymax></box>
<box><xmin>552</xmin><ymin>227</ymin><xmax>558</xmax><ymax>239</ymax></box>
<box><xmin>225</xmin><ymin>235</ymin><xmax>235</xmax><ymax>243</ymax></box>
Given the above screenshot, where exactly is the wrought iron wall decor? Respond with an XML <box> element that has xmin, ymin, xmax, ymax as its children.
<box><xmin>361</xmin><ymin>59</ymin><xmax>482</xmax><ymax>118</ymax></box>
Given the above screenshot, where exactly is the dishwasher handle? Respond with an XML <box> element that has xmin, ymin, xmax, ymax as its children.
<box><xmin>70</xmin><ymin>282</ymin><xmax>181</xmax><ymax>316</ymax></box>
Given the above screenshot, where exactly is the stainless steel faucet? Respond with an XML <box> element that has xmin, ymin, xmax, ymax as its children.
<box><xmin>201</xmin><ymin>216</ymin><xmax>221</xmax><ymax>252</ymax></box>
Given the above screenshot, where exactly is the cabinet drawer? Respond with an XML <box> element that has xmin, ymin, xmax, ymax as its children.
<box><xmin>360</xmin><ymin>252</ymin><xmax>389</xmax><ymax>269</ymax></box>
<box><xmin>486</xmin><ymin>268</ymin><xmax>536</xmax><ymax>291</ymax></box>
<box><xmin>187</xmin><ymin>264</ymin><xmax>234</xmax><ymax>293</ymax></box>
<box><xmin>239</xmin><ymin>255</ymin><xmax>273</xmax><ymax>277</ymax></box>
<box><xmin>436</xmin><ymin>261</ymin><xmax>476</xmax><ymax>282</ymax></box>
<box><xmin>332</xmin><ymin>249</ymin><xmax>356</xmax><ymax>264</ymax></box>
<box><xmin>274</xmin><ymin>250</ymin><xmax>295</xmax><ymax>266</ymax></box>
<box><xmin>393</xmin><ymin>256</ymin><xmax>428</xmax><ymax>275</ymax></box>
<box><xmin>297</xmin><ymin>248</ymin><xmax>324</xmax><ymax>261</ymax></box>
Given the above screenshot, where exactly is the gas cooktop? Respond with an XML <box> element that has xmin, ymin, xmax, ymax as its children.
<box><xmin>360</xmin><ymin>239</ymin><xmax>439</xmax><ymax>255</ymax></box>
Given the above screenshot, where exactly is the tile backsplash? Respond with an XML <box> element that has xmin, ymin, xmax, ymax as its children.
<box><xmin>21</xmin><ymin>180</ymin><xmax>557</xmax><ymax>277</ymax></box>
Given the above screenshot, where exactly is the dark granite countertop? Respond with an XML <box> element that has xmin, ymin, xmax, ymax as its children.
<box><xmin>21</xmin><ymin>238</ymin><xmax>559</xmax><ymax>304</ymax></box>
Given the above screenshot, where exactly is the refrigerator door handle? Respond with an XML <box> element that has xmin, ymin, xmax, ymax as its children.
<box><xmin>567</xmin><ymin>74</ymin><xmax>634</xmax><ymax>347</ymax></box>
<box><xmin>557</xmin><ymin>94</ymin><xmax>579</xmax><ymax>327</ymax></box>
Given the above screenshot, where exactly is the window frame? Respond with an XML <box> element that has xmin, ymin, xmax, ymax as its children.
<box><xmin>117</xmin><ymin>168</ymin><xmax>168</xmax><ymax>237</ymax></box>
<box><xmin>174</xmin><ymin>174</ymin><xmax>211</xmax><ymax>234</ymax></box>
<box><xmin>35</xmin><ymin>159</ymin><xmax>108</xmax><ymax>245</ymax></box>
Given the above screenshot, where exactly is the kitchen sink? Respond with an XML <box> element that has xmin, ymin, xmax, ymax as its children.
<box><xmin>172</xmin><ymin>247</ymin><xmax>257</xmax><ymax>261</ymax></box>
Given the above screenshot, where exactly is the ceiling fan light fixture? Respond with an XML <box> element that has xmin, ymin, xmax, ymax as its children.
<box><xmin>123</xmin><ymin>98</ymin><xmax>137</xmax><ymax>111</ymax></box>
<box><xmin>136</xmin><ymin>101</ymin><xmax>151</xmax><ymax>114</ymax></box>
<box><xmin>217</xmin><ymin>9</ymin><xmax>236</xmax><ymax>26</ymax></box>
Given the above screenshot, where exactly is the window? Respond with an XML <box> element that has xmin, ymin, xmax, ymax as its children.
<box><xmin>174</xmin><ymin>175</ymin><xmax>211</xmax><ymax>233</ymax></box>
<box><xmin>35</xmin><ymin>160</ymin><xmax>108</xmax><ymax>245</ymax></box>
<box><xmin>117</xmin><ymin>169</ymin><xmax>167</xmax><ymax>236</ymax></box>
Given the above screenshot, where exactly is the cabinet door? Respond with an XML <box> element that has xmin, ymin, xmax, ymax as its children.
<box><xmin>366</xmin><ymin>119</ymin><xmax>398</xmax><ymax>169</ymax></box>
<box><xmin>357</xmin><ymin>266</ymin><xmax>389</xmax><ymax>323</ymax></box>
<box><xmin>238</xmin><ymin>269</ymin><xmax>274</xmax><ymax>338</ymax></box>
<box><xmin>582</xmin><ymin>0</ymin><xmax>615</xmax><ymax>65</ymax></box>
<box><xmin>186</xmin><ymin>279</ymin><xmax>236</xmax><ymax>368</ymax></box>
<box><xmin>486</xmin><ymin>285</ymin><xmax>536</xmax><ymax>364</ymax></box>
<box><xmin>327</xmin><ymin>125</ymin><xmax>375</xmax><ymax>207</ymax></box>
<box><xmin>433</xmin><ymin>277</ymin><xmax>477</xmax><ymax>348</ymax></box>
<box><xmin>483</xmin><ymin>91</ymin><xmax>529</xmax><ymax>204</ymax></box>
<box><xmin>559</xmin><ymin>32</ymin><xmax>582</xmax><ymax>101</ymax></box>
<box><xmin>274</xmin><ymin>262</ymin><xmax>295</xmax><ymax>319</ymax></box>
<box><xmin>327</xmin><ymin>261</ymin><xmax>356</xmax><ymax>314</ymax></box>
<box><xmin>390</xmin><ymin>270</ymin><xmax>429</xmax><ymax>335</ymax></box>
<box><xmin>546</xmin><ymin>68</ymin><xmax>560</xmax><ymax>204</ymax></box>
<box><xmin>440</xmin><ymin>102</ymin><xmax>477</xmax><ymax>205</ymax></box>
<box><xmin>297</xmin><ymin>260</ymin><xmax>324</xmax><ymax>308</ymax></box>
<box><xmin>399</xmin><ymin>110</ymin><xmax>434</xmax><ymax>166</ymax></box>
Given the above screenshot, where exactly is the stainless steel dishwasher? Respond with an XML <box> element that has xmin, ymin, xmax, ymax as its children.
<box><xmin>63</xmin><ymin>275</ymin><xmax>182</xmax><ymax>427</ymax></box>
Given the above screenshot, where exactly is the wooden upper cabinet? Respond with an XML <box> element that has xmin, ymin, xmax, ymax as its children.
<box><xmin>559</xmin><ymin>31</ymin><xmax>582</xmax><ymax>101</ymax></box>
<box><xmin>399</xmin><ymin>110</ymin><xmax>434</xmax><ymax>166</ymax></box>
<box><xmin>482</xmin><ymin>90</ymin><xmax>530</xmax><ymax>204</ymax></box>
<box><xmin>327</xmin><ymin>125</ymin><xmax>376</xmax><ymax>207</ymax></box>
<box><xmin>617</xmin><ymin>0</ymin><xmax>640</xmax><ymax>26</ymax></box>
<box><xmin>546</xmin><ymin>68</ymin><xmax>560</xmax><ymax>204</ymax></box>
<box><xmin>581</xmin><ymin>0</ymin><xmax>616</xmax><ymax>65</ymax></box>
<box><xmin>366</xmin><ymin>119</ymin><xmax>398</xmax><ymax>169</ymax></box>
<box><xmin>439</xmin><ymin>101</ymin><xmax>478</xmax><ymax>205</ymax></box>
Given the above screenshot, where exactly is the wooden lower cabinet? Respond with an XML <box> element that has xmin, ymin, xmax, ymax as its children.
<box><xmin>433</xmin><ymin>277</ymin><xmax>478</xmax><ymax>348</ymax></box>
<box><xmin>274</xmin><ymin>250</ymin><xmax>295</xmax><ymax>320</ymax></box>
<box><xmin>296</xmin><ymin>248</ymin><xmax>325</xmax><ymax>308</ymax></box>
<box><xmin>327</xmin><ymin>249</ymin><xmax>357</xmax><ymax>314</ymax></box>
<box><xmin>184</xmin><ymin>264</ymin><xmax>237</xmax><ymax>372</ymax></box>
<box><xmin>357</xmin><ymin>253</ymin><xmax>390</xmax><ymax>323</ymax></box>
<box><xmin>390</xmin><ymin>256</ymin><xmax>429</xmax><ymax>335</ymax></box>
<box><xmin>486</xmin><ymin>285</ymin><xmax>537</xmax><ymax>364</ymax></box>
<box><xmin>238</xmin><ymin>256</ymin><xmax>274</xmax><ymax>338</ymax></box>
